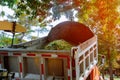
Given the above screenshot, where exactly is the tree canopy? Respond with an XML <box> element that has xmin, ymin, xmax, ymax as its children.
<box><xmin>76</xmin><ymin>0</ymin><xmax>120</xmax><ymax>79</ymax></box>
<box><xmin>0</xmin><ymin>0</ymin><xmax>76</xmax><ymax>25</ymax></box>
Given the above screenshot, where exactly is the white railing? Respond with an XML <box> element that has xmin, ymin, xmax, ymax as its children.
<box><xmin>74</xmin><ymin>36</ymin><xmax>98</xmax><ymax>80</ymax></box>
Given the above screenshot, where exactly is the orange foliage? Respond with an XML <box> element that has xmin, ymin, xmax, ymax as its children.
<box><xmin>96</xmin><ymin>0</ymin><xmax>108</xmax><ymax>20</ymax></box>
<box><xmin>74</xmin><ymin>0</ymin><xmax>81</xmax><ymax>6</ymax></box>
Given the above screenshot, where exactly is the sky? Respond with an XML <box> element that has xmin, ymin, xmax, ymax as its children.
<box><xmin>30</xmin><ymin>16</ymin><xmax>69</xmax><ymax>38</ymax></box>
<box><xmin>0</xmin><ymin>5</ymin><xmax>14</xmax><ymax>20</ymax></box>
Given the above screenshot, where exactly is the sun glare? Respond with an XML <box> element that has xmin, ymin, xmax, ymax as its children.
<box><xmin>117</xmin><ymin>6</ymin><xmax>120</xmax><ymax>13</ymax></box>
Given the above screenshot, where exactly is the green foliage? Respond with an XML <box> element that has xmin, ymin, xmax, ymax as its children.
<box><xmin>0</xmin><ymin>33</ymin><xmax>21</xmax><ymax>47</ymax></box>
<box><xmin>0</xmin><ymin>35</ymin><xmax>11</xmax><ymax>47</ymax></box>
<box><xmin>0</xmin><ymin>0</ymin><xmax>76</xmax><ymax>25</ymax></box>
<box><xmin>76</xmin><ymin>1</ymin><xmax>120</xmax><ymax>77</ymax></box>
<box><xmin>0</xmin><ymin>11</ymin><xmax>5</xmax><ymax>16</ymax></box>
<box><xmin>0</xmin><ymin>0</ymin><xmax>51</xmax><ymax>27</ymax></box>
<box><xmin>0</xmin><ymin>0</ymin><xmax>17</xmax><ymax>8</ymax></box>
<box><xmin>44</xmin><ymin>40</ymin><xmax>73</xmax><ymax>50</ymax></box>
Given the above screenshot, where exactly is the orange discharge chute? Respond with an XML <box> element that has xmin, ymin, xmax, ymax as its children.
<box><xmin>90</xmin><ymin>66</ymin><xmax>101</xmax><ymax>80</ymax></box>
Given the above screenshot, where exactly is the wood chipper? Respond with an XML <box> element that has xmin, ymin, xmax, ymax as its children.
<box><xmin>0</xmin><ymin>21</ymin><xmax>100</xmax><ymax>80</ymax></box>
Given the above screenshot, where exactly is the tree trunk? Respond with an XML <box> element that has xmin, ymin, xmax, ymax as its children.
<box><xmin>108</xmin><ymin>48</ymin><xmax>114</xmax><ymax>80</ymax></box>
<box><xmin>102</xmin><ymin>68</ymin><xmax>105</xmax><ymax>79</ymax></box>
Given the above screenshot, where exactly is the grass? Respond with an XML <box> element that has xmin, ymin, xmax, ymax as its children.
<box><xmin>104</xmin><ymin>74</ymin><xmax>120</xmax><ymax>80</ymax></box>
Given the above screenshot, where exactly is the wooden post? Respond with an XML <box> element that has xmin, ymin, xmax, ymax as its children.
<box><xmin>11</xmin><ymin>21</ymin><xmax>16</xmax><ymax>47</ymax></box>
